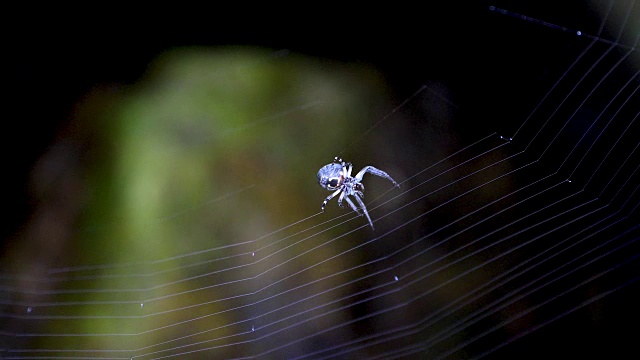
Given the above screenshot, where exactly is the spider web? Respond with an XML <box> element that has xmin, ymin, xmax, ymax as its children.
<box><xmin>2</xmin><ymin>1</ymin><xmax>639</xmax><ymax>359</ymax></box>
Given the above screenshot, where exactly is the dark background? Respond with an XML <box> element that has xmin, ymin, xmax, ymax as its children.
<box><xmin>1</xmin><ymin>2</ymin><xmax>512</xmax><ymax>235</ymax></box>
<box><xmin>3</xmin><ymin>0</ymin><xmax>611</xmax><ymax>235</ymax></box>
<box><xmin>3</xmin><ymin>1</ymin><xmax>638</xmax><ymax>358</ymax></box>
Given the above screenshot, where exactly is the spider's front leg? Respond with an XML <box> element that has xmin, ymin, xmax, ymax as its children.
<box><xmin>345</xmin><ymin>162</ymin><xmax>353</xmax><ymax>177</ymax></box>
<box><xmin>337</xmin><ymin>191</ymin><xmax>347</xmax><ymax>208</ymax></box>
<box><xmin>321</xmin><ymin>188</ymin><xmax>342</xmax><ymax>212</ymax></box>
<box><xmin>355</xmin><ymin>166</ymin><xmax>400</xmax><ymax>188</ymax></box>
<box><xmin>334</xmin><ymin>156</ymin><xmax>353</xmax><ymax>177</ymax></box>
<box><xmin>343</xmin><ymin>195</ymin><xmax>362</xmax><ymax>216</ymax></box>
<box><xmin>353</xmin><ymin>193</ymin><xmax>374</xmax><ymax>229</ymax></box>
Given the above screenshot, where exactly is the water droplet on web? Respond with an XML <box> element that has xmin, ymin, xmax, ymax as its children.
<box><xmin>394</xmin><ymin>276</ymin><xmax>399</xmax><ymax>281</ymax></box>
<box><xmin>140</xmin><ymin>303</ymin><xmax>144</xmax><ymax>308</ymax></box>
<box><xmin>26</xmin><ymin>307</ymin><xmax>32</xmax><ymax>313</ymax></box>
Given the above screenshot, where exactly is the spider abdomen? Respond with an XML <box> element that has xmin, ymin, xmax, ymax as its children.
<box><xmin>317</xmin><ymin>163</ymin><xmax>344</xmax><ymax>190</ymax></box>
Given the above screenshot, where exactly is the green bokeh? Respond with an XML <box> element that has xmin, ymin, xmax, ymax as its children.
<box><xmin>76</xmin><ymin>48</ymin><xmax>388</xmax><ymax>260</ymax></box>
<box><xmin>42</xmin><ymin>47</ymin><xmax>392</xmax><ymax>349</ymax></box>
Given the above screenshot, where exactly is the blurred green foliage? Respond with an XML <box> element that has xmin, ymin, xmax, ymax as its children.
<box><xmin>80</xmin><ymin>48</ymin><xmax>388</xmax><ymax>263</ymax></box>
<box><xmin>8</xmin><ymin>47</ymin><xmax>393</xmax><ymax>351</ymax></box>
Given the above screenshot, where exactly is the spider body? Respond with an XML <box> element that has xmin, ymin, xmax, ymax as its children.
<box><xmin>317</xmin><ymin>157</ymin><xmax>399</xmax><ymax>229</ymax></box>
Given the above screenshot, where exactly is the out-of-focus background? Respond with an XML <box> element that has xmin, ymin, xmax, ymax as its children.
<box><xmin>2</xmin><ymin>1</ymin><xmax>638</xmax><ymax>359</ymax></box>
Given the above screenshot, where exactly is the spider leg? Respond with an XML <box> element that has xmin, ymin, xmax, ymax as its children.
<box><xmin>337</xmin><ymin>190</ymin><xmax>346</xmax><ymax>208</ymax></box>
<box><xmin>343</xmin><ymin>195</ymin><xmax>362</xmax><ymax>215</ymax></box>
<box><xmin>333</xmin><ymin>156</ymin><xmax>353</xmax><ymax>177</ymax></box>
<box><xmin>353</xmin><ymin>193</ymin><xmax>374</xmax><ymax>229</ymax></box>
<box><xmin>342</xmin><ymin>162</ymin><xmax>349</xmax><ymax>178</ymax></box>
<box><xmin>321</xmin><ymin>188</ymin><xmax>342</xmax><ymax>211</ymax></box>
<box><xmin>355</xmin><ymin>166</ymin><xmax>399</xmax><ymax>188</ymax></box>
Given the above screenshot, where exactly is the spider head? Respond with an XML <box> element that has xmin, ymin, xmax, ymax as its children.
<box><xmin>317</xmin><ymin>163</ymin><xmax>344</xmax><ymax>190</ymax></box>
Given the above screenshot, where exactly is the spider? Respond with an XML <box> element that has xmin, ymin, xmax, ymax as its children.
<box><xmin>317</xmin><ymin>156</ymin><xmax>399</xmax><ymax>229</ymax></box>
